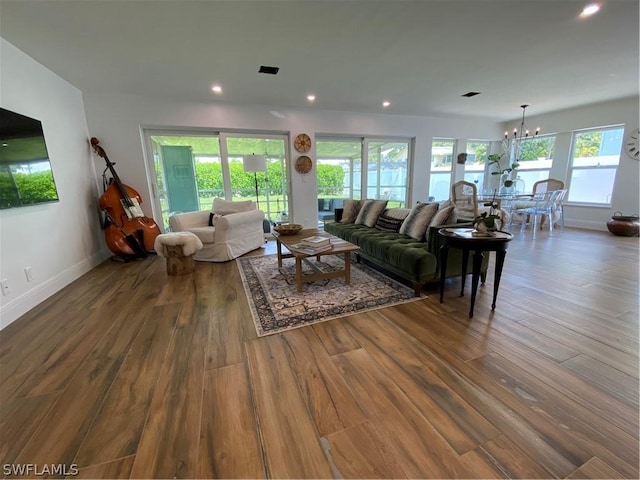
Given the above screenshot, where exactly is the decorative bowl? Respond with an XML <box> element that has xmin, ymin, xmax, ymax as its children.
<box><xmin>273</xmin><ymin>223</ymin><xmax>303</xmax><ymax>235</ymax></box>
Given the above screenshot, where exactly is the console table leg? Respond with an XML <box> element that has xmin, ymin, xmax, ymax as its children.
<box><xmin>469</xmin><ymin>250</ymin><xmax>484</xmax><ymax>318</ymax></box>
<box><xmin>439</xmin><ymin>244</ymin><xmax>449</xmax><ymax>303</ymax></box>
<box><xmin>460</xmin><ymin>249</ymin><xmax>469</xmax><ymax>297</ymax></box>
<box><xmin>492</xmin><ymin>250</ymin><xmax>507</xmax><ymax>310</ymax></box>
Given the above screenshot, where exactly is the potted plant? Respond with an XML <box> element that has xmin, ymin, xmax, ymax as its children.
<box><xmin>487</xmin><ymin>153</ymin><xmax>520</xmax><ymax>189</ymax></box>
<box><xmin>473</xmin><ymin>195</ymin><xmax>502</xmax><ymax>232</ymax></box>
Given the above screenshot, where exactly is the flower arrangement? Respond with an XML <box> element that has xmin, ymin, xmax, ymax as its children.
<box><xmin>488</xmin><ymin>153</ymin><xmax>519</xmax><ymax>188</ymax></box>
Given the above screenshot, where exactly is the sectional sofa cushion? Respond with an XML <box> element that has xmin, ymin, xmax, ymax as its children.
<box><xmin>399</xmin><ymin>202</ymin><xmax>439</xmax><ymax>240</ymax></box>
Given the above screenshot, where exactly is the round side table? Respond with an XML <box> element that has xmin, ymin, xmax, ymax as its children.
<box><xmin>438</xmin><ymin>228</ymin><xmax>513</xmax><ymax>317</ymax></box>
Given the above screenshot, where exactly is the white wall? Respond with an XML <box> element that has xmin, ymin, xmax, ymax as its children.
<box><xmin>83</xmin><ymin>93</ymin><xmax>638</xmax><ymax>234</ymax></box>
<box><xmin>0</xmin><ymin>39</ymin><xmax>108</xmax><ymax>329</ymax></box>
<box><xmin>82</xmin><ymin>93</ymin><xmax>503</xmax><ymax>228</ymax></box>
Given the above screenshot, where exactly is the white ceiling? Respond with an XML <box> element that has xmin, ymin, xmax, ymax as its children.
<box><xmin>1</xmin><ymin>0</ymin><xmax>638</xmax><ymax>122</ymax></box>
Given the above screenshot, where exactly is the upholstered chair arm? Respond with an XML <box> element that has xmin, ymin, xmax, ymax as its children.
<box><xmin>169</xmin><ymin>210</ymin><xmax>210</xmax><ymax>231</ymax></box>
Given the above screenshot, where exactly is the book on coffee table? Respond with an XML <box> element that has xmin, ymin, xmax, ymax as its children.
<box><xmin>300</xmin><ymin>235</ymin><xmax>331</xmax><ymax>247</ymax></box>
<box><xmin>287</xmin><ymin>242</ymin><xmax>333</xmax><ymax>255</ymax></box>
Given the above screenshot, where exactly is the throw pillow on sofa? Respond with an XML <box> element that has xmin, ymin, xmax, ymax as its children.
<box><xmin>341</xmin><ymin>199</ymin><xmax>363</xmax><ymax>223</ymax></box>
<box><xmin>355</xmin><ymin>199</ymin><xmax>388</xmax><ymax>227</ymax></box>
<box><xmin>375</xmin><ymin>213</ymin><xmax>404</xmax><ymax>233</ymax></box>
<box><xmin>399</xmin><ymin>202</ymin><xmax>439</xmax><ymax>240</ymax></box>
<box><xmin>429</xmin><ymin>205</ymin><xmax>457</xmax><ymax>228</ymax></box>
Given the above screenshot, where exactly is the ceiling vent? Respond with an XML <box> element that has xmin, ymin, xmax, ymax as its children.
<box><xmin>462</xmin><ymin>91</ymin><xmax>481</xmax><ymax>97</ymax></box>
<box><xmin>259</xmin><ymin>65</ymin><xmax>280</xmax><ymax>75</ymax></box>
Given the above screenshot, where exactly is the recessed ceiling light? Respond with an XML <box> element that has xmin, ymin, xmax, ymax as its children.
<box><xmin>307</xmin><ymin>94</ymin><xmax>316</xmax><ymax>102</ymax></box>
<box><xmin>580</xmin><ymin>3</ymin><xmax>600</xmax><ymax>17</ymax></box>
<box><xmin>382</xmin><ymin>101</ymin><xmax>391</xmax><ymax>108</ymax></box>
<box><xmin>211</xmin><ymin>85</ymin><xmax>222</xmax><ymax>94</ymax></box>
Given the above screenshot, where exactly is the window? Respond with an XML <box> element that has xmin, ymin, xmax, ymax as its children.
<box><xmin>567</xmin><ymin>126</ymin><xmax>624</xmax><ymax>204</ymax></box>
<box><xmin>464</xmin><ymin>141</ymin><xmax>490</xmax><ymax>190</ymax></box>
<box><xmin>514</xmin><ymin>135</ymin><xmax>556</xmax><ymax>194</ymax></box>
<box><xmin>316</xmin><ymin>137</ymin><xmax>410</xmax><ymax>211</ymax></box>
<box><xmin>146</xmin><ymin>132</ymin><xmax>289</xmax><ymax>229</ymax></box>
<box><xmin>429</xmin><ymin>139</ymin><xmax>455</xmax><ymax>201</ymax></box>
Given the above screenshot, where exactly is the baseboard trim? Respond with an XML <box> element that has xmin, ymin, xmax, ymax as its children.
<box><xmin>0</xmin><ymin>251</ymin><xmax>110</xmax><ymax>330</ymax></box>
<box><xmin>564</xmin><ymin>219</ymin><xmax>608</xmax><ymax>231</ymax></box>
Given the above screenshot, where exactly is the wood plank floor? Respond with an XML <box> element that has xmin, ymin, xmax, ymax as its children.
<box><xmin>1</xmin><ymin>228</ymin><xmax>638</xmax><ymax>479</ymax></box>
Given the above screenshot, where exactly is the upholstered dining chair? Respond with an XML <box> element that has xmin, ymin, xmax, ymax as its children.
<box><xmin>532</xmin><ymin>178</ymin><xmax>565</xmax><ymax>195</ymax></box>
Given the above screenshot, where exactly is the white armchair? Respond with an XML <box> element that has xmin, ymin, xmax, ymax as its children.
<box><xmin>168</xmin><ymin>199</ymin><xmax>265</xmax><ymax>262</ymax></box>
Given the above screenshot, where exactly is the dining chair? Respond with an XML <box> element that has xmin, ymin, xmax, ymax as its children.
<box><xmin>511</xmin><ymin>178</ymin><xmax>565</xmax><ymax>229</ymax></box>
<box><xmin>509</xmin><ymin>189</ymin><xmax>567</xmax><ymax>236</ymax></box>
<box><xmin>451</xmin><ymin>180</ymin><xmax>478</xmax><ymax>220</ymax></box>
<box><xmin>532</xmin><ymin>178</ymin><xmax>565</xmax><ymax>195</ymax></box>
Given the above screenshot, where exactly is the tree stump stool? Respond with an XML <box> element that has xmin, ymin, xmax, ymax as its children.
<box><xmin>154</xmin><ymin>232</ymin><xmax>203</xmax><ymax>276</ymax></box>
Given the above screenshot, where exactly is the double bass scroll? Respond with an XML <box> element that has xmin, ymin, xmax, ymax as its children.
<box><xmin>91</xmin><ymin>137</ymin><xmax>161</xmax><ymax>259</ymax></box>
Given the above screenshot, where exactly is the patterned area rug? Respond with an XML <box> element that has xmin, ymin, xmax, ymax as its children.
<box><xmin>237</xmin><ymin>253</ymin><xmax>422</xmax><ymax>336</ymax></box>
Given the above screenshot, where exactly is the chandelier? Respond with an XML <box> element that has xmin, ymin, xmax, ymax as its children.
<box><xmin>503</xmin><ymin>104</ymin><xmax>540</xmax><ymax>163</ymax></box>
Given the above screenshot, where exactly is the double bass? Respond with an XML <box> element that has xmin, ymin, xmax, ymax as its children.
<box><xmin>91</xmin><ymin>137</ymin><xmax>161</xmax><ymax>258</ymax></box>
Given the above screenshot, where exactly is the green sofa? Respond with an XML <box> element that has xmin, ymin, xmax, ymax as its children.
<box><xmin>325</xmin><ymin>207</ymin><xmax>489</xmax><ymax>296</ymax></box>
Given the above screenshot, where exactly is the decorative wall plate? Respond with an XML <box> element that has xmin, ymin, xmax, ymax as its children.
<box><xmin>295</xmin><ymin>155</ymin><xmax>312</xmax><ymax>174</ymax></box>
<box><xmin>294</xmin><ymin>133</ymin><xmax>312</xmax><ymax>153</ymax></box>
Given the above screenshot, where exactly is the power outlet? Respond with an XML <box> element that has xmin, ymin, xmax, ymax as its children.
<box><xmin>0</xmin><ymin>279</ymin><xmax>9</xmax><ymax>296</ymax></box>
<box><xmin>25</xmin><ymin>267</ymin><xmax>33</xmax><ymax>282</ymax></box>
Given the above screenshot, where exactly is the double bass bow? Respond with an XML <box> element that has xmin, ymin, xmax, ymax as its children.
<box><xmin>91</xmin><ymin>137</ymin><xmax>160</xmax><ymax>259</ymax></box>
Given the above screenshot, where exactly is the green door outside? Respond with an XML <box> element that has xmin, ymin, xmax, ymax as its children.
<box><xmin>160</xmin><ymin>145</ymin><xmax>199</xmax><ymax>214</ymax></box>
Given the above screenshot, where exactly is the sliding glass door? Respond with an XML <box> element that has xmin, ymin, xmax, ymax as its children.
<box><xmin>316</xmin><ymin>137</ymin><xmax>410</xmax><ymax>224</ymax></box>
<box><xmin>146</xmin><ymin>131</ymin><xmax>288</xmax><ymax>229</ymax></box>
<box><xmin>316</xmin><ymin>139</ymin><xmax>363</xmax><ymax>200</ymax></box>
<box><xmin>225</xmin><ymin>135</ymin><xmax>288</xmax><ymax>220</ymax></box>
<box><xmin>366</xmin><ymin>140</ymin><xmax>408</xmax><ymax>208</ymax></box>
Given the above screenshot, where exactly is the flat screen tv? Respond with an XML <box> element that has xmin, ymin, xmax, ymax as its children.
<box><xmin>0</xmin><ymin>107</ymin><xmax>59</xmax><ymax>209</ymax></box>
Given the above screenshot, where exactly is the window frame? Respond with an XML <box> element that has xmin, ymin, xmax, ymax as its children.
<box><xmin>315</xmin><ymin>135</ymin><xmax>412</xmax><ymax>208</ymax></box>
<box><xmin>142</xmin><ymin>128</ymin><xmax>291</xmax><ymax>228</ymax></box>
<box><xmin>566</xmin><ymin>125</ymin><xmax>625</xmax><ymax>206</ymax></box>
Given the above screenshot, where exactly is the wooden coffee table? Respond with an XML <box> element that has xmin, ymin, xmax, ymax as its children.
<box><xmin>275</xmin><ymin>228</ymin><xmax>360</xmax><ymax>292</ymax></box>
